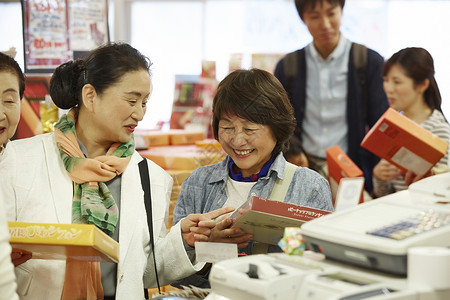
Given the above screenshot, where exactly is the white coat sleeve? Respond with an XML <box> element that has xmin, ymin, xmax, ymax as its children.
<box><xmin>143</xmin><ymin>165</ymin><xmax>204</xmax><ymax>288</ymax></box>
<box><xmin>0</xmin><ymin>197</ymin><xmax>19</xmax><ymax>300</ymax></box>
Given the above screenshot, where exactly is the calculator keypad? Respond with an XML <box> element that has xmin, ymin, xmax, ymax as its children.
<box><xmin>367</xmin><ymin>210</ymin><xmax>450</xmax><ymax>240</ymax></box>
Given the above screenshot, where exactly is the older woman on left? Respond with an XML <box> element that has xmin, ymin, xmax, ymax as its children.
<box><xmin>0</xmin><ymin>51</ymin><xmax>24</xmax><ymax>300</ymax></box>
<box><xmin>0</xmin><ymin>52</ymin><xmax>23</xmax><ymax>159</ymax></box>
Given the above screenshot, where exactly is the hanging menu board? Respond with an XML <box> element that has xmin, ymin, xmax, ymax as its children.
<box><xmin>22</xmin><ymin>0</ymin><xmax>109</xmax><ymax>73</ymax></box>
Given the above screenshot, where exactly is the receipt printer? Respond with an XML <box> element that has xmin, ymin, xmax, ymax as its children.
<box><xmin>208</xmin><ymin>253</ymin><xmax>422</xmax><ymax>300</ymax></box>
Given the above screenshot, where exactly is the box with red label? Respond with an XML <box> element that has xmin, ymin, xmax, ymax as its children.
<box><xmin>361</xmin><ymin>108</ymin><xmax>448</xmax><ymax>176</ymax></box>
<box><xmin>326</xmin><ymin>145</ymin><xmax>364</xmax><ymax>206</ymax></box>
<box><xmin>230</xmin><ymin>196</ymin><xmax>330</xmax><ymax>245</ymax></box>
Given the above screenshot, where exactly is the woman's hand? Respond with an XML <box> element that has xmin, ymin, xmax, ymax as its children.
<box><xmin>180</xmin><ymin>207</ymin><xmax>235</xmax><ymax>247</ymax></box>
<box><xmin>205</xmin><ymin>218</ymin><xmax>253</xmax><ymax>249</ymax></box>
<box><xmin>373</xmin><ymin>159</ymin><xmax>401</xmax><ymax>181</ymax></box>
<box><xmin>404</xmin><ymin>170</ymin><xmax>432</xmax><ymax>186</ymax></box>
<box><xmin>11</xmin><ymin>249</ymin><xmax>32</xmax><ymax>267</ymax></box>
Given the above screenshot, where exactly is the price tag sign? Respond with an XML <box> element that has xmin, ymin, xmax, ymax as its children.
<box><xmin>335</xmin><ymin>177</ymin><xmax>365</xmax><ymax>211</ymax></box>
<box><xmin>195</xmin><ymin>242</ymin><xmax>237</xmax><ymax>263</ymax></box>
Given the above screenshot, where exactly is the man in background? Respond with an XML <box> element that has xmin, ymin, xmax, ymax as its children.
<box><xmin>274</xmin><ymin>0</ymin><xmax>388</xmax><ymax>194</ymax></box>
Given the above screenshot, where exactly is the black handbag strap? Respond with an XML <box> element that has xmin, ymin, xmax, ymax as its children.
<box><xmin>138</xmin><ymin>157</ymin><xmax>161</xmax><ymax>298</ymax></box>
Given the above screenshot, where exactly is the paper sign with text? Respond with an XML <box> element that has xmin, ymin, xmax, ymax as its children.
<box><xmin>195</xmin><ymin>242</ymin><xmax>238</xmax><ymax>263</ymax></box>
<box><xmin>335</xmin><ymin>177</ymin><xmax>365</xmax><ymax>212</ymax></box>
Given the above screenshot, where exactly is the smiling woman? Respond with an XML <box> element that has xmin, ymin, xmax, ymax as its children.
<box><xmin>172</xmin><ymin>68</ymin><xmax>333</xmax><ymax>288</ymax></box>
<box><xmin>218</xmin><ymin>116</ymin><xmax>277</xmax><ymax>178</ymax></box>
<box><xmin>0</xmin><ymin>51</ymin><xmax>23</xmax><ymax>300</ymax></box>
<box><xmin>0</xmin><ymin>52</ymin><xmax>24</xmax><ymax>156</ymax></box>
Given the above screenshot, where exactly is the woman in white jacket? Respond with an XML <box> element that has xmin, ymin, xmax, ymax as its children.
<box><xmin>0</xmin><ymin>43</ymin><xmax>230</xmax><ymax>300</ymax></box>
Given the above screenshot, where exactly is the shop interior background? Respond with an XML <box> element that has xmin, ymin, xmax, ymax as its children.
<box><xmin>1</xmin><ymin>0</ymin><xmax>449</xmax><ymax>130</ymax></box>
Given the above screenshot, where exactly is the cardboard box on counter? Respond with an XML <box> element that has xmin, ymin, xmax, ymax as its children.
<box><xmin>195</xmin><ymin>139</ymin><xmax>222</xmax><ymax>149</ymax></box>
<box><xmin>169</xmin><ymin>130</ymin><xmax>205</xmax><ymax>145</ymax></box>
<box><xmin>361</xmin><ymin>108</ymin><xmax>448</xmax><ymax>176</ymax></box>
<box><xmin>139</xmin><ymin>145</ymin><xmax>225</xmax><ymax>170</ymax></box>
<box><xmin>230</xmin><ymin>196</ymin><xmax>330</xmax><ymax>245</ymax></box>
<box><xmin>135</xmin><ymin>130</ymin><xmax>170</xmax><ymax>148</ymax></box>
<box><xmin>9</xmin><ymin>222</ymin><xmax>119</xmax><ymax>263</ymax></box>
<box><xmin>135</xmin><ymin>129</ymin><xmax>207</xmax><ymax>148</ymax></box>
<box><xmin>326</xmin><ymin>145</ymin><xmax>364</xmax><ymax>206</ymax></box>
<box><xmin>166</xmin><ymin>169</ymin><xmax>193</xmax><ymax>186</ymax></box>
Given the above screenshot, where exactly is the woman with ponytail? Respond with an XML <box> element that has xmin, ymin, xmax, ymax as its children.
<box><xmin>0</xmin><ymin>42</ymin><xmax>231</xmax><ymax>299</ymax></box>
<box><xmin>373</xmin><ymin>47</ymin><xmax>450</xmax><ymax>198</ymax></box>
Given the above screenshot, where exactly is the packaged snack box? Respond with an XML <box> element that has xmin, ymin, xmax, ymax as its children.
<box><xmin>361</xmin><ymin>108</ymin><xmax>448</xmax><ymax>176</ymax></box>
<box><xmin>230</xmin><ymin>196</ymin><xmax>330</xmax><ymax>245</ymax></box>
<box><xmin>9</xmin><ymin>222</ymin><xmax>119</xmax><ymax>263</ymax></box>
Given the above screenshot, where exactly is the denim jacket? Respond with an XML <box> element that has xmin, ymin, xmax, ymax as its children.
<box><xmin>173</xmin><ymin>152</ymin><xmax>333</xmax><ymax>225</ymax></box>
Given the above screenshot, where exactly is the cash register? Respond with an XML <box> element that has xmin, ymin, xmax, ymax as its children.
<box><xmin>301</xmin><ymin>173</ymin><xmax>450</xmax><ymax>275</ymax></box>
<box><xmin>206</xmin><ymin>173</ymin><xmax>450</xmax><ymax>300</ymax></box>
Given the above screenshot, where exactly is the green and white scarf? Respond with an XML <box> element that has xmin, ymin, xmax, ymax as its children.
<box><xmin>54</xmin><ymin>108</ymin><xmax>134</xmax><ymax>235</ymax></box>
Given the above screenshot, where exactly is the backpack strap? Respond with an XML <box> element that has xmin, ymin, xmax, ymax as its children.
<box><xmin>269</xmin><ymin>162</ymin><xmax>297</xmax><ymax>202</ymax></box>
<box><xmin>284</xmin><ymin>45</ymin><xmax>368</xmax><ymax>119</ymax></box>
<box><xmin>138</xmin><ymin>157</ymin><xmax>161</xmax><ymax>298</ymax></box>
<box><xmin>352</xmin><ymin>42</ymin><xmax>368</xmax><ymax>120</ymax></box>
<box><xmin>283</xmin><ymin>50</ymin><xmax>300</xmax><ymax>96</ymax></box>
<box><xmin>253</xmin><ymin>162</ymin><xmax>298</xmax><ymax>254</ymax></box>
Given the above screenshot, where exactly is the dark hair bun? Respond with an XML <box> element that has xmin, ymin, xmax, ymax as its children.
<box><xmin>50</xmin><ymin>60</ymin><xmax>84</xmax><ymax>109</ymax></box>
